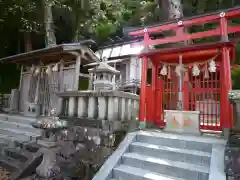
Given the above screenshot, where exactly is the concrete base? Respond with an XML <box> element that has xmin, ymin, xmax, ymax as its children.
<box><xmin>164</xmin><ymin>110</ymin><xmax>200</xmax><ymax>135</ymax></box>
<box><xmin>222</xmin><ymin>128</ymin><xmax>230</xmax><ymax>140</ymax></box>
<box><xmin>139</xmin><ymin>122</ymin><xmax>156</xmax><ymax>129</ymax></box>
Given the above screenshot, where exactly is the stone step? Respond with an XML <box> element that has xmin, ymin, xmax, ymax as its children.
<box><xmin>136</xmin><ymin>131</ymin><xmax>225</xmax><ymax>153</ymax></box>
<box><xmin>0</xmin><ymin>114</ymin><xmax>36</xmax><ymax>125</ymax></box>
<box><xmin>130</xmin><ymin>142</ymin><xmax>211</xmax><ymax>167</ymax></box>
<box><xmin>0</xmin><ymin>155</ymin><xmax>22</xmax><ymax>172</ymax></box>
<box><xmin>113</xmin><ymin>165</ymin><xmax>186</xmax><ymax>180</ymax></box>
<box><xmin>121</xmin><ymin>152</ymin><xmax>209</xmax><ymax>180</ymax></box>
<box><xmin>4</xmin><ymin>148</ymin><xmax>32</xmax><ymax>163</ymax></box>
<box><xmin>0</xmin><ymin>133</ymin><xmax>31</xmax><ymax>144</ymax></box>
<box><xmin>0</xmin><ymin>119</ymin><xmax>41</xmax><ymax>134</ymax></box>
<box><xmin>0</xmin><ymin>129</ymin><xmax>40</xmax><ymax>143</ymax></box>
<box><xmin>0</xmin><ymin>128</ymin><xmax>41</xmax><ymax>138</ymax></box>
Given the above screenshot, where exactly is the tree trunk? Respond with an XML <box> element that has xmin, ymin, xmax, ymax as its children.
<box><xmin>44</xmin><ymin>1</ymin><xmax>56</xmax><ymax>47</ymax></box>
<box><xmin>24</xmin><ymin>32</ymin><xmax>32</xmax><ymax>52</ymax></box>
<box><xmin>73</xmin><ymin>20</ymin><xmax>81</xmax><ymax>42</ymax></box>
<box><xmin>158</xmin><ymin>0</ymin><xmax>192</xmax><ymax>45</ymax></box>
<box><xmin>159</xmin><ymin>0</ymin><xmax>183</xmax><ymax>21</ymax></box>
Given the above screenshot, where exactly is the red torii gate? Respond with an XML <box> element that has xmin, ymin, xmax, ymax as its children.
<box><xmin>129</xmin><ymin>7</ymin><xmax>240</xmax><ymax>131</ymax></box>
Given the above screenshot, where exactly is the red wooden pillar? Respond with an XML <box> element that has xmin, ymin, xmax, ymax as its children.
<box><xmin>156</xmin><ymin>73</ymin><xmax>165</xmax><ymax>127</ymax></box>
<box><xmin>220</xmin><ymin>13</ymin><xmax>233</xmax><ymax>129</ymax></box>
<box><xmin>151</xmin><ymin>62</ymin><xmax>158</xmax><ymax>123</ymax></box>
<box><xmin>139</xmin><ymin>28</ymin><xmax>150</xmax><ymax>128</ymax></box>
<box><xmin>139</xmin><ymin>56</ymin><xmax>148</xmax><ymax>125</ymax></box>
<box><xmin>221</xmin><ymin>47</ymin><xmax>232</xmax><ymax>128</ymax></box>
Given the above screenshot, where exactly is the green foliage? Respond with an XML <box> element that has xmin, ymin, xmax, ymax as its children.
<box><xmin>60</xmin><ymin>0</ymin><xmax>159</xmax><ymax>41</ymax></box>
<box><xmin>0</xmin><ymin>0</ymin><xmax>240</xmax><ymax>92</ymax></box>
<box><xmin>232</xmin><ymin>67</ymin><xmax>240</xmax><ymax>90</ymax></box>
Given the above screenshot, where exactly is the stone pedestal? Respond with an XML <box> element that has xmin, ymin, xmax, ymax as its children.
<box><xmin>36</xmin><ymin>140</ymin><xmax>60</xmax><ymax>178</ymax></box>
<box><xmin>164</xmin><ymin>110</ymin><xmax>200</xmax><ymax>134</ymax></box>
<box><xmin>229</xmin><ymin>90</ymin><xmax>240</xmax><ymax>129</ymax></box>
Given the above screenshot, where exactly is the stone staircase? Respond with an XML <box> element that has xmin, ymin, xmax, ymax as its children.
<box><xmin>93</xmin><ymin>130</ymin><xmax>226</xmax><ymax>180</ymax></box>
<box><xmin>0</xmin><ymin>114</ymin><xmax>42</xmax><ymax>144</ymax></box>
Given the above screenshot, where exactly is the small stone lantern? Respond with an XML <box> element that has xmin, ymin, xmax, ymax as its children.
<box><xmin>90</xmin><ymin>62</ymin><xmax>120</xmax><ymax>91</ymax></box>
<box><xmin>32</xmin><ymin>109</ymin><xmax>68</xmax><ymax>179</ymax></box>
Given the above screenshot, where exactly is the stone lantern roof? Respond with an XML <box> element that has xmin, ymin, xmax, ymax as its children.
<box><xmin>89</xmin><ymin>62</ymin><xmax>120</xmax><ymax>91</ymax></box>
<box><xmin>92</xmin><ymin>62</ymin><xmax>120</xmax><ymax>74</ymax></box>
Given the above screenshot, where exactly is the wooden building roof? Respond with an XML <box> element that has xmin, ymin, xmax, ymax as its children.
<box><xmin>0</xmin><ymin>40</ymin><xmax>99</xmax><ymax>65</ymax></box>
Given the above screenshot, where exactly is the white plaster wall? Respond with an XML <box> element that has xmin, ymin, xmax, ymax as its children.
<box><xmin>138</xmin><ymin>58</ymin><xmax>142</xmax><ymax>81</ymax></box>
<box><xmin>126</xmin><ymin>56</ymin><xmax>142</xmax><ymax>83</ymax></box>
<box><xmin>129</xmin><ymin>57</ymin><xmax>136</xmax><ymax>81</ymax></box>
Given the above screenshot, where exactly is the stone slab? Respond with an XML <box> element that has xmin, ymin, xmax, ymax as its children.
<box><xmin>56</xmin><ymin>90</ymin><xmax>139</xmax><ymax>100</ymax></box>
<box><xmin>164</xmin><ymin>110</ymin><xmax>200</xmax><ymax>135</ymax></box>
<box><xmin>209</xmin><ymin>144</ymin><xmax>226</xmax><ymax>180</ymax></box>
<box><xmin>37</xmin><ymin>140</ymin><xmax>57</xmax><ymax>148</ymax></box>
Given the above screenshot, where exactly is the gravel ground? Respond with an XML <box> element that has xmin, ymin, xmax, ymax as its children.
<box><xmin>0</xmin><ymin>167</ymin><xmax>10</xmax><ymax>180</ymax></box>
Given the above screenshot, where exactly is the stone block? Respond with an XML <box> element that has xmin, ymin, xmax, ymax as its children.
<box><xmin>24</xmin><ymin>102</ymin><xmax>41</xmax><ymax>117</ymax></box>
<box><xmin>120</xmin><ymin>98</ymin><xmax>126</xmax><ymax>121</ymax></box>
<box><xmin>9</xmin><ymin>89</ymin><xmax>20</xmax><ymax>112</ymax></box>
<box><xmin>98</xmin><ymin>97</ymin><xmax>107</xmax><ymax>119</ymax></box>
<box><xmin>68</xmin><ymin>97</ymin><xmax>76</xmax><ymax>117</ymax></box>
<box><xmin>107</xmin><ymin>97</ymin><xmax>119</xmax><ymax>120</ymax></box>
<box><xmin>77</xmin><ymin>96</ymin><xmax>87</xmax><ymax>118</ymax></box>
<box><xmin>229</xmin><ymin>90</ymin><xmax>240</xmax><ymax>129</ymax></box>
<box><xmin>88</xmin><ymin>97</ymin><xmax>97</xmax><ymax>118</ymax></box>
<box><xmin>164</xmin><ymin>110</ymin><xmax>200</xmax><ymax>135</ymax></box>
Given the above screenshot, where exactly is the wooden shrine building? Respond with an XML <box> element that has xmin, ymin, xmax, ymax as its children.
<box><xmin>129</xmin><ymin>7</ymin><xmax>240</xmax><ymax>132</ymax></box>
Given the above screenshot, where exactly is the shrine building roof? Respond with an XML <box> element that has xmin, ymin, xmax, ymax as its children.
<box><xmin>141</xmin><ymin>41</ymin><xmax>236</xmax><ymax>64</ymax></box>
<box><xmin>0</xmin><ymin>40</ymin><xmax>99</xmax><ymax>65</ymax></box>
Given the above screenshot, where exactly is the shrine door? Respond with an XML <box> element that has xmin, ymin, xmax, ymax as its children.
<box><xmin>150</xmin><ymin>65</ymin><xmax>221</xmax><ymax>131</ymax></box>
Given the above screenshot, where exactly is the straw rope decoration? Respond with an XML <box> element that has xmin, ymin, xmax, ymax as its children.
<box><xmin>159</xmin><ymin>54</ymin><xmax>219</xmax><ymax>77</ymax></box>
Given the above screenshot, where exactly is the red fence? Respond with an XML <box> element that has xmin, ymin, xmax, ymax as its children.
<box><xmin>145</xmin><ymin>62</ymin><xmax>222</xmax><ymax>131</ymax></box>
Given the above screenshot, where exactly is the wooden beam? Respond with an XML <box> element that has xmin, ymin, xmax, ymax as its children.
<box><xmin>74</xmin><ymin>55</ymin><xmax>81</xmax><ymax>90</ymax></box>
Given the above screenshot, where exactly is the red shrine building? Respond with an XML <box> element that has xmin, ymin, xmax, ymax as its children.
<box><xmin>129</xmin><ymin>7</ymin><xmax>240</xmax><ymax>132</ymax></box>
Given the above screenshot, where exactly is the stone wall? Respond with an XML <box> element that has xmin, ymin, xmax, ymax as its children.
<box><xmin>52</xmin><ymin>120</ymin><xmax>129</xmax><ymax>179</ymax></box>
<box><xmin>51</xmin><ymin>90</ymin><xmax>140</xmax><ymax>179</ymax></box>
<box><xmin>56</xmin><ymin>90</ymin><xmax>139</xmax><ymax>121</ymax></box>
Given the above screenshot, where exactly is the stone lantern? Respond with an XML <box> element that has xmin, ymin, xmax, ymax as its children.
<box><xmin>90</xmin><ymin>62</ymin><xmax>120</xmax><ymax>91</ymax></box>
<box><xmin>31</xmin><ymin>109</ymin><xmax>68</xmax><ymax>179</ymax></box>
